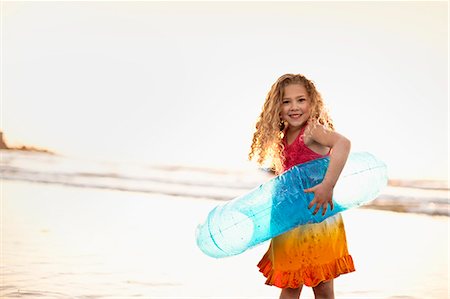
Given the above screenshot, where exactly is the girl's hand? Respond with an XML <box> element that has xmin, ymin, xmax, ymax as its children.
<box><xmin>304</xmin><ymin>183</ymin><xmax>334</xmax><ymax>216</ymax></box>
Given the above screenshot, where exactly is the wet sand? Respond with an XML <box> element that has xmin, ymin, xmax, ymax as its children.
<box><xmin>1</xmin><ymin>180</ymin><xmax>448</xmax><ymax>298</ymax></box>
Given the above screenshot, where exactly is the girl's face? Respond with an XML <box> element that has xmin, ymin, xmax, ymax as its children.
<box><xmin>280</xmin><ymin>83</ymin><xmax>312</xmax><ymax>131</ymax></box>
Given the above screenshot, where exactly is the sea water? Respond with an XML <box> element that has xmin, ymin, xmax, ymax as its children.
<box><xmin>1</xmin><ymin>149</ymin><xmax>448</xmax><ymax>216</ymax></box>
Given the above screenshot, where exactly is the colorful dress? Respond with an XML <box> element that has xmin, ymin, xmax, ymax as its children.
<box><xmin>257</xmin><ymin>126</ymin><xmax>355</xmax><ymax>288</ymax></box>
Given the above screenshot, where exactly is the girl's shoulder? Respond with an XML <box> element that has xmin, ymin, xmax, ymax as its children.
<box><xmin>303</xmin><ymin>122</ymin><xmax>327</xmax><ymax>140</ymax></box>
<box><xmin>303</xmin><ymin>122</ymin><xmax>339</xmax><ymax>149</ymax></box>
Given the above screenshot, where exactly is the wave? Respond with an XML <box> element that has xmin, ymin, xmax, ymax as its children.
<box><xmin>1</xmin><ymin>150</ymin><xmax>448</xmax><ymax>216</ymax></box>
<box><xmin>0</xmin><ymin>150</ymin><xmax>272</xmax><ymax>200</ymax></box>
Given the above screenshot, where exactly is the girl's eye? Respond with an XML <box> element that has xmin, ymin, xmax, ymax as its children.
<box><xmin>282</xmin><ymin>100</ymin><xmax>290</xmax><ymax>104</ymax></box>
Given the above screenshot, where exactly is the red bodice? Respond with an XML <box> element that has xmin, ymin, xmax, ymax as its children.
<box><xmin>283</xmin><ymin>125</ymin><xmax>329</xmax><ymax>171</ymax></box>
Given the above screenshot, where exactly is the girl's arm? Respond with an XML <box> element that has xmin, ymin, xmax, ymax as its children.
<box><xmin>304</xmin><ymin>125</ymin><xmax>351</xmax><ymax>215</ymax></box>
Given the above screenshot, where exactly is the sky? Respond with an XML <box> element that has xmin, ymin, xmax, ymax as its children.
<box><xmin>1</xmin><ymin>1</ymin><xmax>448</xmax><ymax>180</ymax></box>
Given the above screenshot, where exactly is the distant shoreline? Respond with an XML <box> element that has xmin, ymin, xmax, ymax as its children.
<box><xmin>1</xmin><ymin>145</ymin><xmax>54</xmax><ymax>154</ymax></box>
<box><xmin>0</xmin><ymin>131</ymin><xmax>54</xmax><ymax>154</ymax></box>
<box><xmin>388</xmin><ymin>179</ymin><xmax>449</xmax><ymax>191</ymax></box>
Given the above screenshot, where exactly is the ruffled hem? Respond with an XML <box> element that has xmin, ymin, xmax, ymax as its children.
<box><xmin>257</xmin><ymin>254</ymin><xmax>355</xmax><ymax>288</ymax></box>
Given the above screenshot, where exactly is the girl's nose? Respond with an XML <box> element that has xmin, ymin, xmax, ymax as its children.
<box><xmin>290</xmin><ymin>103</ymin><xmax>300</xmax><ymax>110</ymax></box>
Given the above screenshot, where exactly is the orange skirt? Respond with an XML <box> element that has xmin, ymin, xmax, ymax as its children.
<box><xmin>257</xmin><ymin>214</ymin><xmax>355</xmax><ymax>288</ymax></box>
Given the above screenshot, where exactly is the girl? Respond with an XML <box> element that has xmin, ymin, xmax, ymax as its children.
<box><xmin>249</xmin><ymin>74</ymin><xmax>355</xmax><ymax>299</ymax></box>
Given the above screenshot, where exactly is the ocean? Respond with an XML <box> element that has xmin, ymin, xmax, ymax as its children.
<box><xmin>1</xmin><ymin>149</ymin><xmax>448</xmax><ymax>298</ymax></box>
<box><xmin>1</xmin><ymin>150</ymin><xmax>448</xmax><ymax>217</ymax></box>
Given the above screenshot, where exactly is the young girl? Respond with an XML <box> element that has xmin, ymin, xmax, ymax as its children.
<box><xmin>249</xmin><ymin>74</ymin><xmax>355</xmax><ymax>299</ymax></box>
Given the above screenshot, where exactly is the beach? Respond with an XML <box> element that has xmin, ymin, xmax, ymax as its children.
<box><xmin>2</xmin><ymin>179</ymin><xmax>448</xmax><ymax>299</ymax></box>
<box><xmin>3</xmin><ymin>2</ymin><xmax>448</xmax><ymax>298</ymax></box>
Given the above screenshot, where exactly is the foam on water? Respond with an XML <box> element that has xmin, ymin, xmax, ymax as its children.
<box><xmin>1</xmin><ymin>150</ymin><xmax>448</xmax><ymax>216</ymax></box>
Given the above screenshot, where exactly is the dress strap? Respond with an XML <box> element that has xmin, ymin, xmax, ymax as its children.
<box><xmin>299</xmin><ymin>123</ymin><xmax>308</xmax><ymax>139</ymax></box>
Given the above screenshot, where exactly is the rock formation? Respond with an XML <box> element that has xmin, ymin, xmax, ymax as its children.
<box><xmin>0</xmin><ymin>131</ymin><xmax>8</xmax><ymax>149</ymax></box>
<box><xmin>0</xmin><ymin>131</ymin><xmax>53</xmax><ymax>153</ymax></box>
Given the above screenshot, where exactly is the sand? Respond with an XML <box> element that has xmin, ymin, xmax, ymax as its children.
<box><xmin>1</xmin><ymin>180</ymin><xmax>449</xmax><ymax>298</ymax></box>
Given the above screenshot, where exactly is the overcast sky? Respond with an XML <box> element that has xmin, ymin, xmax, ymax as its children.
<box><xmin>2</xmin><ymin>1</ymin><xmax>448</xmax><ymax>179</ymax></box>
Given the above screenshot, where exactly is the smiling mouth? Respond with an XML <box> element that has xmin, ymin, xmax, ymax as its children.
<box><xmin>289</xmin><ymin>114</ymin><xmax>302</xmax><ymax>118</ymax></box>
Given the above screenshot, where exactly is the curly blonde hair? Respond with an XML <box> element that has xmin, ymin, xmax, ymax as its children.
<box><xmin>248</xmin><ymin>74</ymin><xmax>334</xmax><ymax>173</ymax></box>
